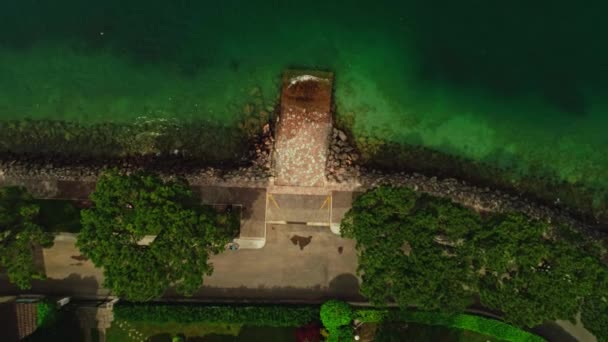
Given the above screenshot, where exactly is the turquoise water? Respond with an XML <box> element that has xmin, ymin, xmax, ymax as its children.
<box><xmin>1</xmin><ymin>1</ymin><xmax>607</xmax><ymax>207</ymax></box>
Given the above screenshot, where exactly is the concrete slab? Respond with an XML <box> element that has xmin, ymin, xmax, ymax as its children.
<box><xmin>197</xmin><ymin>223</ymin><xmax>361</xmax><ymax>301</ymax></box>
<box><xmin>274</xmin><ymin>70</ymin><xmax>333</xmax><ymax>187</ymax></box>
<box><xmin>266</xmin><ymin>193</ymin><xmax>331</xmax><ymax>225</ymax></box>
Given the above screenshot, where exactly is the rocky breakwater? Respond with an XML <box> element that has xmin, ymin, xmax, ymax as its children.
<box><xmin>322</xmin><ymin>128</ymin><xmax>600</xmax><ymax>234</ymax></box>
<box><xmin>0</xmin><ymin>123</ymin><xmax>275</xmax><ymax>188</ymax></box>
<box><xmin>325</xmin><ymin>128</ymin><xmax>361</xmax><ymax>183</ymax></box>
<box><xmin>222</xmin><ymin>123</ymin><xmax>274</xmax><ymax>185</ymax></box>
<box><xmin>359</xmin><ymin>170</ymin><xmax>601</xmax><ymax>236</ymax></box>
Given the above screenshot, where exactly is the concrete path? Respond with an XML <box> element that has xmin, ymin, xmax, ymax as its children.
<box><xmin>0</xmin><ymin>224</ymin><xmax>360</xmax><ymax>302</ymax></box>
<box><xmin>195</xmin><ymin>223</ymin><xmax>359</xmax><ymax>301</ymax></box>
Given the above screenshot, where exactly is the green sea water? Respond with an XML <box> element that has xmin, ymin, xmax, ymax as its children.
<box><xmin>0</xmin><ymin>1</ymin><xmax>607</xmax><ymax>200</ymax></box>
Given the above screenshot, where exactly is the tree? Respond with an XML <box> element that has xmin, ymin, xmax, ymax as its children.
<box><xmin>0</xmin><ymin>187</ymin><xmax>53</xmax><ymax>289</ymax></box>
<box><xmin>77</xmin><ymin>170</ymin><xmax>237</xmax><ymax>301</ymax></box>
<box><xmin>477</xmin><ymin>216</ymin><xmax>603</xmax><ymax>327</ymax></box>
<box><xmin>343</xmin><ymin>186</ymin><xmax>608</xmax><ymax>330</ymax></box>
<box><xmin>580</xmin><ymin>268</ymin><xmax>608</xmax><ymax>342</ymax></box>
<box><xmin>341</xmin><ymin>187</ymin><xmax>479</xmax><ymax>313</ymax></box>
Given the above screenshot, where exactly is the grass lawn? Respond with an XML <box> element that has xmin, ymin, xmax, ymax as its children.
<box><xmin>367</xmin><ymin>322</ymin><xmax>503</xmax><ymax>342</ymax></box>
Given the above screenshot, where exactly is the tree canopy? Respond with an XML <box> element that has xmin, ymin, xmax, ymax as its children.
<box><xmin>77</xmin><ymin>170</ymin><xmax>237</xmax><ymax>301</ymax></box>
<box><xmin>0</xmin><ymin>187</ymin><xmax>53</xmax><ymax>289</ymax></box>
<box><xmin>341</xmin><ymin>187</ymin><xmax>479</xmax><ymax>314</ymax></box>
<box><xmin>581</xmin><ymin>272</ymin><xmax>608</xmax><ymax>342</ymax></box>
<box><xmin>342</xmin><ymin>186</ymin><xmax>608</xmax><ymax>330</ymax></box>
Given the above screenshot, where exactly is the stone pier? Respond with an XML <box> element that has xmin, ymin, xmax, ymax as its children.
<box><xmin>273</xmin><ymin>70</ymin><xmax>333</xmax><ymax>188</ymax></box>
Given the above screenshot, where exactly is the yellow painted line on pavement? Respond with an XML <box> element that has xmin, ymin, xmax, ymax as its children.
<box><xmin>268</xmin><ymin>194</ymin><xmax>280</xmax><ymax>209</ymax></box>
<box><xmin>320</xmin><ymin>195</ymin><xmax>331</xmax><ymax>210</ymax></box>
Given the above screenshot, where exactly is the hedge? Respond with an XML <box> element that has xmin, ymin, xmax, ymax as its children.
<box><xmin>354</xmin><ymin>309</ymin><xmax>545</xmax><ymax>342</ymax></box>
<box><xmin>36</xmin><ymin>300</ymin><xmax>58</xmax><ymax>328</ymax></box>
<box><xmin>114</xmin><ymin>304</ymin><xmax>319</xmax><ymax>327</ymax></box>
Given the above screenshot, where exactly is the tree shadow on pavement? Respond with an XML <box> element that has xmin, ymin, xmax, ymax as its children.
<box><xmin>180</xmin><ymin>273</ymin><xmax>363</xmax><ymax>302</ymax></box>
<box><xmin>531</xmin><ymin>322</ymin><xmax>579</xmax><ymax>342</ymax></box>
<box><xmin>0</xmin><ymin>273</ymin><xmax>106</xmax><ymax>298</ymax></box>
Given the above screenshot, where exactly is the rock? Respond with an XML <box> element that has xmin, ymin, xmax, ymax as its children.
<box><xmin>331</xmin><ymin>145</ymin><xmax>341</xmax><ymax>154</ymax></box>
<box><xmin>337</xmin><ymin>130</ymin><xmax>347</xmax><ymax>141</ymax></box>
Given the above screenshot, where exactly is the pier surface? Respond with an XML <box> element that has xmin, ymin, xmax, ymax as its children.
<box><xmin>273</xmin><ymin>70</ymin><xmax>333</xmax><ymax>187</ymax></box>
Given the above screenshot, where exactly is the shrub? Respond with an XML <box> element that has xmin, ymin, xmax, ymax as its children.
<box><xmin>321</xmin><ymin>301</ymin><xmax>353</xmax><ymax>342</ymax></box>
<box><xmin>36</xmin><ymin>300</ymin><xmax>57</xmax><ymax>328</ymax></box>
<box><xmin>327</xmin><ymin>325</ymin><xmax>354</xmax><ymax>342</ymax></box>
<box><xmin>114</xmin><ymin>304</ymin><xmax>319</xmax><ymax>327</ymax></box>
<box><xmin>354</xmin><ymin>309</ymin><xmax>544</xmax><ymax>342</ymax></box>
<box><xmin>320</xmin><ymin>300</ymin><xmax>352</xmax><ymax>329</ymax></box>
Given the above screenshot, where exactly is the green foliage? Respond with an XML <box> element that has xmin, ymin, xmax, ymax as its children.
<box><xmin>36</xmin><ymin>300</ymin><xmax>58</xmax><ymax>328</ymax></box>
<box><xmin>476</xmin><ymin>215</ymin><xmax>604</xmax><ymax>327</ymax></box>
<box><xmin>354</xmin><ymin>309</ymin><xmax>544</xmax><ymax>342</ymax></box>
<box><xmin>320</xmin><ymin>300</ymin><xmax>353</xmax><ymax>341</ymax></box>
<box><xmin>320</xmin><ymin>300</ymin><xmax>352</xmax><ymax>328</ymax></box>
<box><xmin>344</xmin><ymin>186</ymin><xmax>608</xmax><ymax>328</ymax></box>
<box><xmin>114</xmin><ymin>304</ymin><xmax>319</xmax><ymax>327</ymax></box>
<box><xmin>341</xmin><ymin>187</ymin><xmax>479</xmax><ymax>313</ymax></box>
<box><xmin>34</xmin><ymin>199</ymin><xmax>82</xmax><ymax>233</ymax></box>
<box><xmin>0</xmin><ymin>187</ymin><xmax>54</xmax><ymax>289</ymax></box>
<box><xmin>581</xmin><ymin>274</ymin><xmax>608</xmax><ymax>342</ymax></box>
<box><xmin>25</xmin><ymin>306</ymin><xmax>83</xmax><ymax>342</ymax></box>
<box><xmin>327</xmin><ymin>325</ymin><xmax>354</xmax><ymax>342</ymax></box>
<box><xmin>77</xmin><ymin>170</ymin><xmax>238</xmax><ymax>301</ymax></box>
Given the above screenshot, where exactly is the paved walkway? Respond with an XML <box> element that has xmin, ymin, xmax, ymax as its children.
<box><xmin>0</xmin><ymin>224</ymin><xmax>360</xmax><ymax>302</ymax></box>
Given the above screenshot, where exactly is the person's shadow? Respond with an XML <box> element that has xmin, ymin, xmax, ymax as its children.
<box><xmin>290</xmin><ymin>235</ymin><xmax>312</xmax><ymax>250</ymax></box>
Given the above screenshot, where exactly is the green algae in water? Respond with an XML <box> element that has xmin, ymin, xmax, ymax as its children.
<box><xmin>0</xmin><ymin>0</ymin><xmax>607</xmax><ymax>212</ymax></box>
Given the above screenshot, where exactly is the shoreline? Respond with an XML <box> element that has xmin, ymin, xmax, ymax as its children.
<box><xmin>0</xmin><ymin>122</ymin><xmax>605</xmax><ymax>236</ymax></box>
